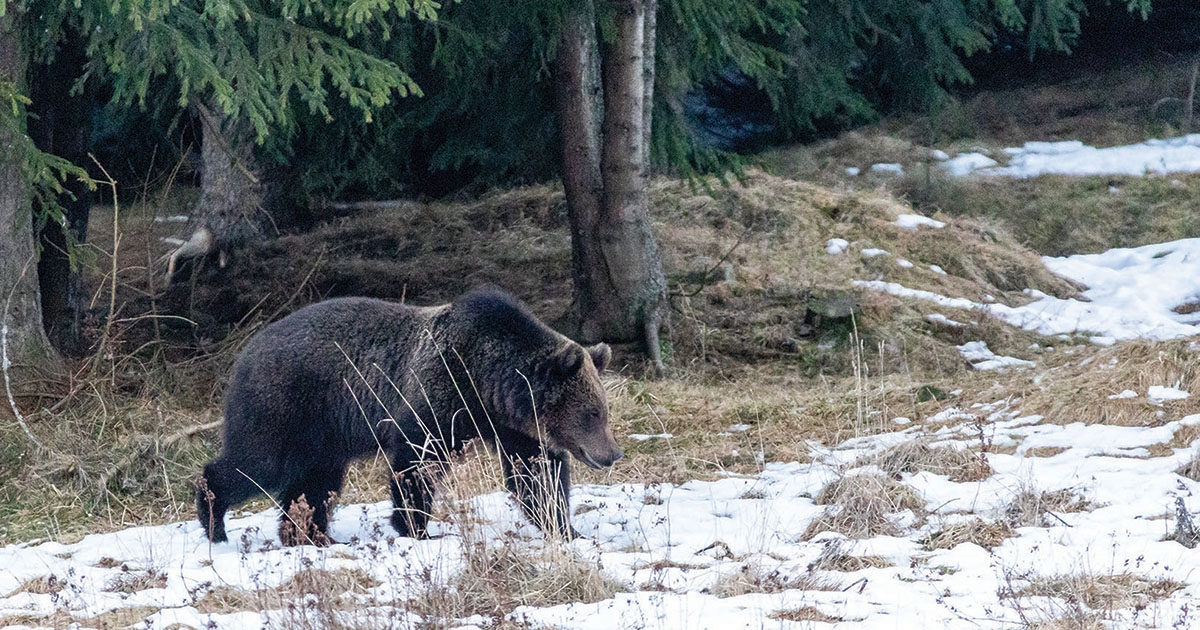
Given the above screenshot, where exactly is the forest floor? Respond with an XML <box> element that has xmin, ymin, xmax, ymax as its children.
<box><xmin>4</xmin><ymin>57</ymin><xmax>1200</xmax><ymax>629</ymax></box>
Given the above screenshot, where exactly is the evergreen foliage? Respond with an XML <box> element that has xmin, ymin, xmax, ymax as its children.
<box><xmin>4</xmin><ymin>0</ymin><xmax>438</xmax><ymax>225</ymax></box>
<box><xmin>0</xmin><ymin>75</ymin><xmax>89</xmax><ymax>231</ymax></box>
<box><xmin>73</xmin><ymin>0</ymin><xmax>437</xmax><ymax>141</ymax></box>
<box><xmin>290</xmin><ymin>0</ymin><xmax>564</xmax><ymax>198</ymax></box>
<box><xmin>292</xmin><ymin>0</ymin><xmax>1164</xmax><ymax>198</ymax></box>
<box><xmin>0</xmin><ymin>0</ymin><xmax>1178</xmax><ymax>201</ymax></box>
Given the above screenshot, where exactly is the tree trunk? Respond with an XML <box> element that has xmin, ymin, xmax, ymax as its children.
<box><xmin>166</xmin><ymin>100</ymin><xmax>263</xmax><ymax>282</ymax></box>
<box><xmin>0</xmin><ymin>5</ymin><xmax>62</xmax><ymax>390</ymax></box>
<box><xmin>31</xmin><ymin>32</ymin><xmax>91</xmax><ymax>356</ymax></box>
<box><xmin>642</xmin><ymin>0</ymin><xmax>657</xmax><ymax>152</ymax></box>
<box><xmin>556</xmin><ymin>0</ymin><xmax>606</xmax><ymax>335</ymax></box>
<box><xmin>557</xmin><ymin>0</ymin><xmax>668</xmax><ymax>371</ymax></box>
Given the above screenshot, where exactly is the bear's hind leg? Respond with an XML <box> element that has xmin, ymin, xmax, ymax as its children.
<box><xmin>197</xmin><ymin>458</ymin><xmax>264</xmax><ymax>543</ymax></box>
<box><xmin>278</xmin><ymin>466</ymin><xmax>346</xmax><ymax>546</ymax></box>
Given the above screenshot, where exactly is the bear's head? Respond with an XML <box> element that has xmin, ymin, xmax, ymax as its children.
<box><xmin>529</xmin><ymin>342</ymin><xmax>622</xmax><ymax>469</ymax></box>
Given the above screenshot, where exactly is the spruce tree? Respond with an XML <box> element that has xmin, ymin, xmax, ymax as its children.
<box><xmin>0</xmin><ymin>0</ymin><xmax>436</xmax><ymax>383</ymax></box>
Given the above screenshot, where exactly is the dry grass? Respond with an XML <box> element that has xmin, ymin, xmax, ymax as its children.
<box><xmin>922</xmin><ymin>518</ymin><xmax>1015</xmax><ymax>551</ymax></box>
<box><xmin>103</xmin><ymin>568</ymin><xmax>168</xmax><ymax>593</ymax></box>
<box><xmin>12</xmin><ymin>575</ymin><xmax>66</xmax><ymax>595</ymax></box>
<box><xmin>194</xmin><ymin>568</ymin><xmax>379</xmax><ymax>616</ymax></box>
<box><xmin>1017</xmin><ymin>340</ymin><xmax>1200</xmax><ymax>427</ymax></box>
<box><xmin>803</xmin><ymin>473</ymin><xmax>926</xmax><ymax>540</ymax></box>
<box><xmin>707</xmin><ymin>563</ymin><xmax>840</xmax><ymax>597</ymax></box>
<box><xmin>0</xmin><ymin>607</ymin><xmax>160</xmax><ymax>630</ymax></box>
<box><xmin>654</xmin><ymin>169</ymin><xmax>1076</xmax><ymax>371</ymax></box>
<box><xmin>412</xmin><ymin>541</ymin><xmax>622</xmax><ymax>620</ymax></box>
<box><xmin>1015</xmin><ymin>573</ymin><xmax>1185</xmax><ymax>613</ymax></box>
<box><xmin>1024</xmin><ymin>611</ymin><xmax>1107</xmax><ymax>630</ymax></box>
<box><xmin>862</xmin><ymin>439</ymin><xmax>993</xmax><ymax>482</ymax></box>
<box><xmin>1024</xmin><ymin>446</ymin><xmax>1069</xmax><ymax>458</ymax></box>
<box><xmin>806</xmin><ymin>536</ymin><xmax>894</xmax><ymax>573</ymax></box>
<box><xmin>1005</xmin><ymin>487</ymin><xmax>1097</xmax><ymax>528</ymax></box>
<box><xmin>408</xmin><ymin>451</ymin><xmax>622</xmax><ymax>624</ymax></box>
<box><xmin>809</xmin><ymin>553</ymin><xmax>892</xmax><ymax>572</ymax></box>
<box><xmin>194</xmin><ymin>585</ymin><xmax>268</xmax><ymax>615</ymax></box>
<box><xmin>769</xmin><ymin>606</ymin><xmax>844</xmax><ymax>623</ymax></box>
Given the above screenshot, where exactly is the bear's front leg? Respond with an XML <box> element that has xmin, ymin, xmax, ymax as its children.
<box><xmin>502</xmin><ymin>449</ymin><xmax>578</xmax><ymax>539</ymax></box>
<box><xmin>389</xmin><ymin>467</ymin><xmax>437</xmax><ymax>538</ymax></box>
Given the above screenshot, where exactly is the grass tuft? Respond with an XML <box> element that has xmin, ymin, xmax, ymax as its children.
<box><xmin>1005</xmin><ymin>486</ymin><xmax>1097</xmax><ymax>528</ymax></box>
<box><xmin>804</xmin><ymin>473</ymin><xmax>925</xmax><ymax>539</ymax></box>
<box><xmin>863</xmin><ymin>439</ymin><xmax>993</xmax><ymax>482</ymax></box>
<box><xmin>708</xmin><ymin>563</ymin><xmax>840</xmax><ymax>598</ymax></box>
<box><xmin>922</xmin><ymin>518</ymin><xmax>1015</xmax><ymax>551</ymax></box>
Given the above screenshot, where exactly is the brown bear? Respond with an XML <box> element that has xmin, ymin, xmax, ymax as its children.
<box><xmin>196</xmin><ymin>286</ymin><xmax>621</xmax><ymax>545</ymax></box>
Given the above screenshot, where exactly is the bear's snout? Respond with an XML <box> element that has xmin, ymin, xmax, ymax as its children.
<box><xmin>590</xmin><ymin>445</ymin><xmax>624</xmax><ymax>468</ymax></box>
<box><xmin>575</xmin><ymin>439</ymin><xmax>623</xmax><ymax>469</ymax></box>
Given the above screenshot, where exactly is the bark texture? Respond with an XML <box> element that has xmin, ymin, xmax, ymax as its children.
<box><xmin>0</xmin><ymin>5</ymin><xmax>61</xmax><ymax>386</ymax></box>
<box><xmin>557</xmin><ymin>0</ymin><xmax>668</xmax><ymax>370</ymax></box>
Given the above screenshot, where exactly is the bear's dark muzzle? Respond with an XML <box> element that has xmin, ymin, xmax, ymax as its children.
<box><xmin>579</xmin><ymin>444</ymin><xmax>623</xmax><ymax>469</ymax></box>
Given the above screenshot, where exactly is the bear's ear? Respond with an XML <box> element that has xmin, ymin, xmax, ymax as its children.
<box><xmin>546</xmin><ymin>344</ymin><xmax>586</xmax><ymax>378</ymax></box>
<box><xmin>587</xmin><ymin>343</ymin><xmax>612</xmax><ymax>373</ymax></box>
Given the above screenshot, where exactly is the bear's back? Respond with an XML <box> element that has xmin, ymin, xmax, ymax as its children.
<box><xmin>228</xmin><ymin>297</ymin><xmax>438</xmax><ymax>409</ymax></box>
<box><xmin>445</xmin><ymin>288</ymin><xmax>560</xmax><ymax>355</ymax></box>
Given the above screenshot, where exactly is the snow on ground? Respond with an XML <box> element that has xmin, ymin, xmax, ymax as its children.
<box><xmin>826</xmin><ymin>238</ymin><xmax>850</xmax><ymax>255</ymax></box>
<box><xmin>3</xmin><ymin>405</ymin><xmax>1200</xmax><ymax>629</ymax></box>
<box><xmin>856</xmin><ymin>237</ymin><xmax>1200</xmax><ymax>343</ymax></box>
<box><xmin>6</xmin><ymin>150</ymin><xmax>1200</xmax><ymax>627</ymax></box>
<box><xmin>942</xmin><ymin>152</ymin><xmax>998</xmax><ymax>176</ymax></box>
<box><xmin>943</xmin><ymin>135</ymin><xmax>1200</xmax><ymax>178</ymax></box>
<box><xmin>893</xmin><ymin>214</ymin><xmax>946</xmax><ymax>230</ymax></box>
<box><xmin>1149</xmin><ymin>386</ymin><xmax>1190</xmax><ymax>405</ymax></box>
<box><xmin>957</xmin><ymin>341</ymin><xmax>1034</xmax><ymax>371</ymax></box>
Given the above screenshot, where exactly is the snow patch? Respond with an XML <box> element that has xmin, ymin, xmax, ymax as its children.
<box><xmin>893</xmin><ymin>214</ymin><xmax>946</xmax><ymax>230</ymax></box>
<box><xmin>628</xmin><ymin>433</ymin><xmax>674</xmax><ymax>441</ymax></box>
<box><xmin>1147</xmin><ymin>386</ymin><xmax>1189</xmax><ymax>404</ymax></box>
<box><xmin>927</xmin><ymin>313</ymin><xmax>966</xmax><ymax>327</ymax></box>
<box><xmin>857</xmin><ymin>236</ymin><xmax>1200</xmax><ymax>342</ymax></box>
<box><xmin>957</xmin><ymin>341</ymin><xmax>1035</xmax><ymax>371</ymax></box>
<box><xmin>941</xmin><ymin>152</ymin><xmax>997</xmax><ymax>176</ymax></box>
<box><xmin>947</xmin><ymin>135</ymin><xmax>1200</xmax><ymax>178</ymax></box>
<box><xmin>825</xmin><ymin>238</ymin><xmax>850</xmax><ymax>255</ymax></box>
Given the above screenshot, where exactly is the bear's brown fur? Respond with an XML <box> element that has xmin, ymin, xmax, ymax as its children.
<box><xmin>197</xmin><ymin>287</ymin><xmax>620</xmax><ymax>545</ymax></box>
